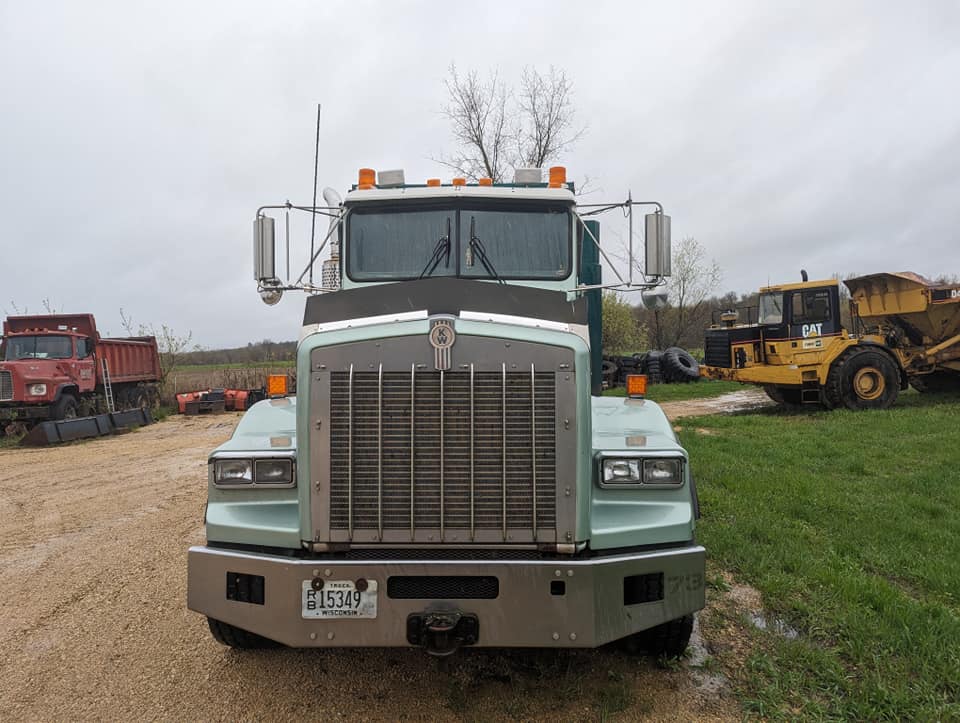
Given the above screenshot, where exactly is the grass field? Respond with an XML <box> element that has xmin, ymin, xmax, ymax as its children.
<box><xmin>605</xmin><ymin>379</ymin><xmax>744</xmax><ymax>403</ymax></box>
<box><xmin>680</xmin><ymin>391</ymin><xmax>960</xmax><ymax>719</ymax></box>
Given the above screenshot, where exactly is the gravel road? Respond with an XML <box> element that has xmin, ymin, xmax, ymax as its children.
<box><xmin>0</xmin><ymin>414</ymin><xmax>738</xmax><ymax>721</ymax></box>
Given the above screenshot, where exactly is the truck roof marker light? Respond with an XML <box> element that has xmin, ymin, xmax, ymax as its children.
<box><xmin>377</xmin><ymin>169</ymin><xmax>405</xmax><ymax>187</ymax></box>
<box><xmin>452</xmin><ymin>177</ymin><xmax>466</xmax><ymax>187</ymax></box>
<box><xmin>267</xmin><ymin>374</ymin><xmax>288</xmax><ymax>398</ymax></box>
<box><xmin>426</xmin><ymin>178</ymin><xmax>441</xmax><ymax>187</ymax></box>
<box><xmin>626</xmin><ymin>374</ymin><xmax>648</xmax><ymax>399</ymax></box>
<box><xmin>514</xmin><ymin>167</ymin><xmax>542</xmax><ymax>184</ymax></box>
<box><xmin>548</xmin><ymin>166</ymin><xmax>567</xmax><ymax>188</ymax></box>
<box><xmin>478</xmin><ymin>177</ymin><xmax>493</xmax><ymax>186</ymax></box>
<box><xmin>357</xmin><ymin>168</ymin><xmax>376</xmax><ymax>190</ymax></box>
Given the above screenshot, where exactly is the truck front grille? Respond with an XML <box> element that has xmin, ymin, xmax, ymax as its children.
<box><xmin>0</xmin><ymin>371</ymin><xmax>12</xmax><ymax>401</ymax></box>
<box><xmin>329</xmin><ymin>368</ymin><xmax>557</xmax><ymax>541</ymax></box>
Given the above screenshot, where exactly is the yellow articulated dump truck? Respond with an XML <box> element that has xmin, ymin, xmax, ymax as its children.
<box><xmin>700</xmin><ymin>271</ymin><xmax>960</xmax><ymax>410</ymax></box>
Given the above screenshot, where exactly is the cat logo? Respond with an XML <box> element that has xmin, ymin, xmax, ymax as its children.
<box><xmin>802</xmin><ymin>323</ymin><xmax>823</xmax><ymax>338</ymax></box>
<box><xmin>429</xmin><ymin>317</ymin><xmax>456</xmax><ymax>371</ymax></box>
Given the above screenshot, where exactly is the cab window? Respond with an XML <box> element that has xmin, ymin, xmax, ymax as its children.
<box><xmin>792</xmin><ymin>290</ymin><xmax>831</xmax><ymax>323</ymax></box>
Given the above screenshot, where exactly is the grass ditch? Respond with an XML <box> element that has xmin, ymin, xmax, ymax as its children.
<box><xmin>679</xmin><ymin>390</ymin><xmax>960</xmax><ymax>719</ymax></box>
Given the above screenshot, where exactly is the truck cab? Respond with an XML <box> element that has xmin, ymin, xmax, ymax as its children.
<box><xmin>0</xmin><ymin>315</ymin><xmax>98</xmax><ymax>422</ymax></box>
<box><xmin>0</xmin><ymin>314</ymin><xmax>161</xmax><ymax>428</ymax></box>
<box><xmin>187</xmin><ymin>167</ymin><xmax>704</xmax><ymax>656</ymax></box>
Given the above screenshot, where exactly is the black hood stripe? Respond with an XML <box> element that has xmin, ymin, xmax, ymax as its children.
<box><xmin>303</xmin><ymin>278</ymin><xmax>586</xmax><ymax>326</ymax></box>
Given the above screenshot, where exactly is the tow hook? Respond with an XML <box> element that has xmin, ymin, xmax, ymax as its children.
<box><xmin>406</xmin><ymin>611</ymin><xmax>479</xmax><ymax>656</ymax></box>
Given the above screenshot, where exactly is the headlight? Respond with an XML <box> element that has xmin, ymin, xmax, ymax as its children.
<box><xmin>255</xmin><ymin>459</ymin><xmax>293</xmax><ymax>484</ymax></box>
<box><xmin>603</xmin><ymin>459</ymin><xmax>641</xmax><ymax>484</ymax></box>
<box><xmin>643</xmin><ymin>458</ymin><xmax>683</xmax><ymax>486</ymax></box>
<box><xmin>28</xmin><ymin>383</ymin><xmax>47</xmax><ymax>395</ymax></box>
<box><xmin>599</xmin><ymin>457</ymin><xmax>684</xmax><ymax>487</ymax></box>
<box><xmin>214</xmin><ymin>459</ymin><xmax>253</xmax><ymax>484</ymax></box>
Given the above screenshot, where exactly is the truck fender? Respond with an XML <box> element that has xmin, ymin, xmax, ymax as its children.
<box><xmin>53</xmin><ymin>383</ymin><xmax>80</xmax><ymax>402</ymax></box>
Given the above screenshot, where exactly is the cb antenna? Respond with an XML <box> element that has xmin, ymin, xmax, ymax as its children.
<box><xmin>309</xmin><ymin>103</ymin><xmax>322</xmax><ymax>285</ymax></box>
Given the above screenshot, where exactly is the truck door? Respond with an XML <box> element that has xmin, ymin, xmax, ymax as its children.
<box><xmin>788</xmin><ymin>287</ymin><xmax>840</xmax><ymax>349</ymax></box>
<box><xmin>76</xmin><ymin>337</ymin><xmax>96</xmax><ymax>392</ymax></box>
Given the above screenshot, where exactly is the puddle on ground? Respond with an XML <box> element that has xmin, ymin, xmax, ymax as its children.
<box><xmin>687</xmin><ymin>615</ymin><xmax>729</xmax><ymax>697</ymax></box>
<box><xmin>746</xmin><ymin>611</ymin><xmax>799</xmax><ymax>640</ymax></box>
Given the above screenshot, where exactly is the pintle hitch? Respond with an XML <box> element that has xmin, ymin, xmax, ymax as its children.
<box><xmin>406</xmin><ymin>611</ymin><xmax>479</xmax><ymax>657</ymax></box>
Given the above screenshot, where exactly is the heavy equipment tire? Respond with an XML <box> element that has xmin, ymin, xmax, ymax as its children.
<box><xmin>52</xmin><ymin>394</ymin><xmax>78</xmax><ymax>420</ymax></box>
<box><xmin>662</xmin><ymin>347</ymin><xmax>700</xmax><ymax>383</ymax></box>
<box><xmin>763</xmin><ymin>385</ymin><xmax>802</xmax><ymax>408</ymax></box>
<box><xmin>601</xmin><ymin>359</ymin><xmax>619</xmax><ymax>387</ymax></box>
<box><xmin>207</xmin><ymin>618</ymin><xmax>282</xmax><ymax>649</ymax></box>
<box><xmin>644</xmin><ymin>350</ymin><xmax>664</xmax><ymax>384</ymax></box>
<box><xmin>826</xmin><ymin>348</ymin><xmax>899</xmax><ymax>410</ymax></box>
<box><xmin>621</xmin><ymin>614</ymin><xmax>694</xmax><ymax>659</ymax></box>
<box><xmin>910</xmin><ymin>372</ymin><xmax>960</xmax><ymax>394</ymax></box>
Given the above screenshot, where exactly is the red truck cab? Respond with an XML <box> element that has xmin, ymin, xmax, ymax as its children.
<box><xmin>0</xmin><ymin>314</ymin><xmax>161</xmax><ymax>425</ymax></box>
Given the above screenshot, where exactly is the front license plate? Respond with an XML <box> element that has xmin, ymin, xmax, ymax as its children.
<box><xmin>301</xmin><ymin>580</ymin><xmax>378</xmax><ymax>619</ymax></box>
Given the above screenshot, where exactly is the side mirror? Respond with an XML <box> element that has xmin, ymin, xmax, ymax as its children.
<box><xmin>253</xmin><ymin>216</ymin><xmax>276</xmax><ymax>282</ymax></box>
<box><xmin>644</xmin><ymin>213</ymin><xmax>671</xmax><ymax>277</ymax></box>
<box><xmin>641</xmin><ymin>288</ymin><xmax>669</xmax><ymax>310</ymax></box>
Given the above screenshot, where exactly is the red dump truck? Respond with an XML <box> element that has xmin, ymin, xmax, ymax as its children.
<box><xmin>0</xmin><ymin>314</ymin><xmax>161</xmax><ymax>427</ymax></box>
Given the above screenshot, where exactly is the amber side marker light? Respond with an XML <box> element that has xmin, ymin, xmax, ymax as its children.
<box><xmin>626</xmin><ymin>374</ymin><xmax>648</xmax><ymax>399</ymax></box>
<box><xmin>478</xmin><ymin>177</ymin><xmax>493</xmax><ymax>186</ymax></box>
<box><xmin>357</xmin><ymin>168</ymin><xmax>376</xmax><ymax>190</ymax></box>
<box><xmin>267</xmin><ymin>374</ymin><xmax>289</xmax><ymax>398</ymax></box>
<box><xmin>426</xmin><ymin>178</ymin><xmax>441</xmax><ymax>187</ymax></box>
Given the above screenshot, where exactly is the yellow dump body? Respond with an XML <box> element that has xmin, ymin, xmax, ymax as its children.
<box><xmin>844</xmin><ymin>272</ymin><xmax>960</xmax><ymax>346</ymax></box>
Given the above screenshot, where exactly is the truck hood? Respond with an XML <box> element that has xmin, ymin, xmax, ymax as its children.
<box><xmin>590</xmin><ymin>396</ymin><xmax>681</xmax><ymax>453</ymax></box>
<box><xmin>212</xmin><ymin>396</ymin><xmax>298</xmax><ymax>456</ymax></box>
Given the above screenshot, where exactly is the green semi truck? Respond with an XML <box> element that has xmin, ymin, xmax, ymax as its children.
<box><xmin>187</xmin><ymin>166</ymin><xmax>705</xmax><ymax>657</ymax></box>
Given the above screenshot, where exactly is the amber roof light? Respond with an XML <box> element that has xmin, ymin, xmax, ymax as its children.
<box><xmin>357</xmin><ymin>168</ymin><xmax>376</xmax><ymax>190</ymax></box>
<box><xmin>548</xmin><ymin>166</ymin><xmax>567</xmax><ymax>188</ymax></box>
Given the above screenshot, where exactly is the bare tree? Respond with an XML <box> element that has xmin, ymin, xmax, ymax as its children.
<box><xmin>516</xmin><ymin>66</ymin><xmax>585</xmax><ymax>168</ymax></box>
<box><xmin>120</xmin><ymin>308</ymin><xmax>197</xmax><ymax>386</ymax></box>
<box><xmin>436</xmin><ymin>64</ymin><xmax>585</xmax><ymax>183</ymax></box>
<box><xmin>645</xmin><ymin>237</ymin><xmax>722</xmax><ymax>350</ymax></box>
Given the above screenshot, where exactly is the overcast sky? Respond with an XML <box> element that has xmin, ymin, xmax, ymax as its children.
<box><xmin>2</xmin><ymin>1</ymin><xmax>958</xmax><ymax>347</ymax></box>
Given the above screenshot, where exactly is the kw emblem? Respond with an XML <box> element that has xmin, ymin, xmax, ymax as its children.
<box><xmin>429</xmin><ymin>317</ymin><xmax>456</xmax><ymax>371</ymax></box>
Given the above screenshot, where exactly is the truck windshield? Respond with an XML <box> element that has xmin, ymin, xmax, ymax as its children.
<box><xmin>347</xmin><ymin>203</ymin><xmax>571</xmax><ymax>281</ymax></box>
<box><xmin>759</xmin><ymin>293</ymin><xmax>784</xmax><ymax>325</ymax></box>
<box><xmin>3</xmin><ymin>335</ymin><xmax>73</xmax><ymax>360</ymax></box>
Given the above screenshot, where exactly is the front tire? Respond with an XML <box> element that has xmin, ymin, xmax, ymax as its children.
<box><xmin>622</xmin><ymin>614</ymin><xmax>694</xmax><ymax>659</ymax></box>
<box><xmin>206</xmin><ymin>618</ymin><xmax>281</xmax><ymax>649</ymax></box>
<box><xmin>763</xmin><ymin>384</ymin><xmax>803</xmax><ymax>408</ymax></box>
<box><xmin>51</xmin><ymin>394</ymin><xmax>78</xmax><ymax>420</ymax></box>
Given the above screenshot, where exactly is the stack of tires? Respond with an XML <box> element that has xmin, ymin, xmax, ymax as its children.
<box><xmin>637</xmin><ymin>347</ymin><xmax>701</xmax><ymax>384</ymax></box>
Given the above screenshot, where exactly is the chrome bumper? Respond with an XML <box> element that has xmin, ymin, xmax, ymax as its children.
<box><xmin>187</xmin><ymin>544</ymin><xmax>705</xmax><ymax>648</ymax></box>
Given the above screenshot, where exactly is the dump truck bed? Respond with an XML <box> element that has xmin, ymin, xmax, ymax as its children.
<box><xmin>844</xmin><ymin>272</ymin><xmax>960</xmax><ymax>345</ymax></box>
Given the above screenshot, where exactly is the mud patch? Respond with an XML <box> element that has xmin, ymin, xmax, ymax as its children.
<box><xmin>660</xmin><ymin>389</ymin><xmax>773</xmax><ymax>420</ymax></box>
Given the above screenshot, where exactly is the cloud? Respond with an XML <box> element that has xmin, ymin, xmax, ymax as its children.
<box><xmin>1</xmin><ymin>1</ymin><xmax>958</xmax><ymax>345</ymax></box>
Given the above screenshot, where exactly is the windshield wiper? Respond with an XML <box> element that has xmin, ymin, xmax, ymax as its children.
<box><xmin>466</xmin><ymin>216</ymin><xmax>505</xmax><ymax>284</ymax></box>
<box><xmin>418</xmin><ymin>217</ymin><xmax>452</xmax><ymax>279</ymax></box>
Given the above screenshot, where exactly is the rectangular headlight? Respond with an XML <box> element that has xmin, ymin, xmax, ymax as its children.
<box><xmin>254</xmin><ymin>459</ymin><xmax>293</xmax><ymax>484</ymax></box>
<box><xmin>28</xmin><ymin>383</ymin><xmax>47</xmax><ymax>395</ymax></box>
<box><xmin>643</xmin><ymin>458</ymin><xmax>683</xmax><ymax>486</ymax></box>
<box><xmin>214</xmin><ymin>459</ymin><xmax>253</xmax><ymax>484</ymax></box>
<box><xmin>602</xmin><ymin>459</ymin><xmax>641</xmax><ymax>484</ymax></box>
